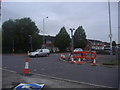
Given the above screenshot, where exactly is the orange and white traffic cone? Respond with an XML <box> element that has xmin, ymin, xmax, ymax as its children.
<box><xmin>76</xmin><ymin>58</ymin><xmax>82</xmax><ymax>64</ymax></box>
<box><xmin>60</xmin><ymin>54</ymin><xmax>66</xmax><ymax>60</ymax></box>
<box><xmin>69</xmin><ymin>55</ymin><xmax>75</xmax><ymax>63</ymax></box>
<box><xmin>91</xmin><ymin>59</ymin><xmax>97</xmax><ymax>66</ymax></box>
<box><xmin>23</xmin><ymin>58</ymin><xmax>30</xmax><ymax>74</ymax></box>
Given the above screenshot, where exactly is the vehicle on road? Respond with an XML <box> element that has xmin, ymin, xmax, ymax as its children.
<box><xmin>74</xmin><ymin>48</ymin><xmax>83</xmax><ymax>52</ymax></box>
<box><xmin>104</xmin><ymin>46</ymin><xmax>117</xmax><ymax>55</ymax></box>
<box><xmin>29</xmin><ymin>49</ymin><xmax>50</xmax><ymax>57</ymax></box>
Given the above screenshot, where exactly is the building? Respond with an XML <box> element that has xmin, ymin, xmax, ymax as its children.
<box><xmin>88</xmin><ymin>39</ymin><xmax>105</xmax><ymax>50</ymax></box>
<box><xmin>41</xmin><ymin>35</ymin><xmax>59</xmax><ymax>52</ymax></box>
<box><xmin>42</xmin><ymin>35</ymin><xmax>110</xmax><ymax>51</ymax></box>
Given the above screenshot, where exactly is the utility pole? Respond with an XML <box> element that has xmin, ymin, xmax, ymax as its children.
<box><xmin>42</xmin><ymin>17</ymin><xmax>48</xmax><ymax>48</ymax></box>
<box><xmin>29</xmin><ymin>35</ymin><xmax>32</xmax><ymax>51</ymax></box>
<box><xmin>108</xmin><ymin>0</ymin><xmax>113</xmax><ymax>61</ymax></box>
<box><xmin>70</xmin><ymin>28</ymin><xmax>75</xmax><ymax>52</ymax></box>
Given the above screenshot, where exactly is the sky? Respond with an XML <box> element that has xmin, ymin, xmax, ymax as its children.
<box><xmin>2</xmin><ymin>1</ymin><xmax>118</xmax><ymax>43</ymax></box>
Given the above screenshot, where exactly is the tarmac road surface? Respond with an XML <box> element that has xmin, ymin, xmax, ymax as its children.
<box><xmin>2</xmin><ymin>54</ymin><xmax>119</xmax><ymax>88</ymax></box>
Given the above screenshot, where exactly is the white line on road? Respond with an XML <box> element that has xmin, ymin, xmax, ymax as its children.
<box><xmin>0</xmin><ymin>68</ymin><xmax>114</xmax><ymax>88</ymax></box>
<box><xmin>0</xmin><ymin>68</ymin><xmax>17</xmax><ymax>73</ymax></box>
<box><xmin>31</xmin><ymin>72</ymin><xmax>114</xmax><ymax>88</ymax></box>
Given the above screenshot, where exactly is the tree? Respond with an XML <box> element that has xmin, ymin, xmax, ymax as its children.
<box><xmin>54</xmin><ymin>27</ymin><xmax>71</xmax><ymax>52</ymax></box>
<box><xmin>2</xmin><ymin>17</ymin><xmax>42</xmax><ymax>53</ymax></box>
<box><xmin>112</xmin><ymin>41</ymin><xmax>116</xmax><ymax>47</ymax></box>
<box><xmin>74</xmin><ymin>26</ymin><xmax>87</xmax><ymax>49</ymax></box>
<box><xmin>2</xmin><ymin>19</ymin><xmax>16</xmax><ymax>53</ymax></box>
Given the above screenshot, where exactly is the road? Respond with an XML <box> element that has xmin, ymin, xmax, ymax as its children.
<box><xmin>2</xmin><ymin>54</ymin><xmax>118</xmax><ymax>88</ymax></box>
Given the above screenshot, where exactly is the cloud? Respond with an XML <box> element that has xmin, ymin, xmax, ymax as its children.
<box><xmin>2</xmin><ymin>2</ymin><xmax>118</xmax><ymax>43</ymax></box>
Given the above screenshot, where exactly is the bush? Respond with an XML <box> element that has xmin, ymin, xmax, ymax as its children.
<box><xmin>102</xmin><ymin>60</ymin><xmax>119</xmax><ymax>65</ymax></box>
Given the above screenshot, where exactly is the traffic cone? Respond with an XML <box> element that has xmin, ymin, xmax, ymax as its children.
<box><xmin>91</xmin><ymin>59</ymin><xmax>97</xmax><ymax>66</ymax></box>
<box><xmin>60</xmin><ymin>54</ymin><xmax>66</xmax><ymax>59</ymax></box>
<box><xmin>76</xmin><ymin>58</ymin><xmax>82</xmax><ymax>64</ymax></box>
<box><xmin>69</xmin><ymin>55</ymin><xmax>75</xmax><ymax>63</ymax></box>
<box><xmin>23</xmin><ymin>58</ymin><xmax>30</xmax><ymax>74</ymax></box>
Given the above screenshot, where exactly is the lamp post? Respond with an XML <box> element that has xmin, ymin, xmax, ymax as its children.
<box><xmin>70</xmin><ymin>28</ymin><xmax>75</xmax><ymax>52</ymax></box>
<box><xmin>42</xmin><ymin>17</ymin><xmax>48</xmax><ymax>48</ymax></box>
<box><xmin>108</xmin><ymin>0</ymin><xmax>113</xmax><ymax>60</ymax></box>
<box><xmin>29</xmin><ymin>35</ymin><xmax>32</xmax><ymax>51</ymax></box>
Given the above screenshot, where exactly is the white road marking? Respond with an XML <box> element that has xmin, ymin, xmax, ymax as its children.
<box><xmin>31</xmin><ymin>72</ymin><xmax>114</xmax><ymax>88</ymax></box>
<box><xmin>0</xmin><ymin>68</ymin><xmax>115</xmax><ymax>88</ymax></box>
<box><xmin>0</xmin><ymin>68</ymin><xmax>17</xmax><ymax>73</ymax></box>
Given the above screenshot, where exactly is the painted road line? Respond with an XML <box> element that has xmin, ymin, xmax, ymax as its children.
<box><xmin>31</xmin><ymin>72</ymin><xmax>114</xmax><ymax>88</ymax></box>
<box><xmin>0</xmin><ymin>68</ymin><xmax>114</xmax><ymax>88</ymax></box>
<box><xmin>0</xmin><ymin>68</ymin><xmax>17</xmax><ymax>73</ymax></box>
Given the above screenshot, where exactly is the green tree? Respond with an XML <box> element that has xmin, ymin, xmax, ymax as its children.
<box><xmin>74</xmin><ymin>26</ymin><xmax>87</xmax><ymax>49</ymax></box>
<box><xmin>112</xmin><ymin>41</ymin><xmax>116</xmax><ymax>47</ymax></box>
<box><xmin>2</xmin><ymin>19</ymin><xmax>16</xmax><ymax>53</ymax></box>
<box><xmin>2</xmin><ymin>17</ymin><xmax>42</xmax><ymax>53</ymax></box>
<box><xmin>54</xmin><ymin>26</ymin><xmax>71</xmax><ymax>52</ymax></box>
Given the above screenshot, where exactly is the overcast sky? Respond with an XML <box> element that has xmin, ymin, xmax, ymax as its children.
<box><xmin>2</xmin><ymin>2</ymin><xmax>118</xmax><ymax>43</ymax></box>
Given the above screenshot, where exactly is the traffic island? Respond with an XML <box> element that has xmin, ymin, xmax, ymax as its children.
<box><xmin>102</xmin><ymin>60</ymin><xmax>119</xmax><ymax>65</ymax></box>
<box><xmin>102</xmin><ymin>60</ymin><xmax>119</xmax><ymax>68</ymax></box>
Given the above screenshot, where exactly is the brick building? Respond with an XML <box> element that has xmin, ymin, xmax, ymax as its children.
<box><xmin>88</xmin><ymin>39</ymin><xmax>105</xmax><ymax>50</ymax></box>
<box><xmin>42</xmin><ymin>35</ymin><xmax>110</xmax><ymax>51</ymax></box>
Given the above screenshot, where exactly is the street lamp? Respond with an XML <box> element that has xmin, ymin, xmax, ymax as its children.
<box><xmin>42</xmin><ymin>17</ymin><xmax>48</xmax><ymax>48</ymax></box>
<box><xmin>70</xmin><ymin>28</ymin><xmax>75</xmax><ymax>52</ymax></box>
<box><xmin>29</xmin><ymin>35</ymin><xmax>32</xmax><ymax>51</ymax></box>
<box><xmin>108</xmin><ymin>0</ymin><xmax>113</xmax><ymax>60</ymax></box>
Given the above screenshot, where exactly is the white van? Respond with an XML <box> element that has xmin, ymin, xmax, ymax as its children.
<box><xmin>29</xmin><ymin>49</ymin><xmax>50</xmax><ymax>57</ymax></box>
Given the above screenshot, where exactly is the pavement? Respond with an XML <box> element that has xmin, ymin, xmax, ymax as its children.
<box><xmin>2</xmin><ymin>68</ymin><xmax>110</xmax><ymax>89</ymax></box>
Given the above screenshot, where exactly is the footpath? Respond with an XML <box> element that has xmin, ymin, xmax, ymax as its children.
<box><xmin>2</xmin><ymin>69</ymin><xmax>105</xmax><ymax>89</ymax></box>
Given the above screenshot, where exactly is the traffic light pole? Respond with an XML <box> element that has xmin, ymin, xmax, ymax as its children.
<box><xmin>70</xmin><ymin>28</ymin><xmax>75</xmax><ymax>52</ymax></box>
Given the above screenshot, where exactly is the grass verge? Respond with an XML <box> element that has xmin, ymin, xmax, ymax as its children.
<box><xmin>102</xmin><ymin>60</ymin><xmax>119</xmax><ymax>65</ymax></box>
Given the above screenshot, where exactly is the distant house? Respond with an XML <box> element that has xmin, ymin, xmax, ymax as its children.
<box><xmin>88</xmin><ymin>39</ymin><xmax>105</xmax><ymax>50</ymax></box>
<box><xmin>41</xmin><ymin>35</ymin><xmax>110</xmax><ymax>51</ymax></box>
<box><xmin>41</xmin><ymin>35</ymin><xmax>59</xmax><ymax>52</ymax></box>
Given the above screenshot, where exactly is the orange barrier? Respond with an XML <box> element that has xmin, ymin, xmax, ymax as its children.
<box><xmin>72</xmin><ymin>51</ymin><xmax>84</xmax><ymax>59</ymax></box>
<box><xmin>91</xmin><ymin>52</ymin><xmax>97</xmax><ymax>60</ymax></box>
<box><xmin>59</xmin><ymin>51</ymin><xmax>97</xmax><ymax>65</ymax></box>
<box><xmin>71</xmin><ymin>51</ymin><xmax>84</xmax><ymax>64</ymax></box>
<box><xmin>84</xmin><ymin>51</ymin><xmax>96</xmax><ymax>60</ymax></box>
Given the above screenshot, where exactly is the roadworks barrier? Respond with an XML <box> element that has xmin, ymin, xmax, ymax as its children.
<box><xmin>59</xmin><ymin>51</ymin><xmax>97</xmax><ymax>66</ymax></box>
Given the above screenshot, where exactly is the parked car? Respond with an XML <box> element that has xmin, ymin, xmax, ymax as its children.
<box><xmin>29</xmin><ymin>49</ymin><xmax>50</xmax><ymax>57</ymax></box>
<box><xmin>74</xmin><ymin>48</ymin><xmax>83</xmax><ymax>52</ymax></box>
<box><xmin>104</xmin><ymin>46</ymin><xmax>117</xmax><ymax>55</ymax></box>
<box><xmin>104</xmin><ymin>47</ymin><xmax>110</xmax><ymax>54</ymax></box>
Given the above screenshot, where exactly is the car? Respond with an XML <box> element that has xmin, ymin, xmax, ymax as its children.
<box><xmin>74</xmin><ymin>48</ymin><xmax>83</xmax><ymax>52</ymax></box>
<box><xmin>29</xmin><ymin>49</ymin><xmax>50</xmax><ymax>57</ymax></box>
<box><xmin>104</xmin><ymin>46</ymin><xmax>117</xmax><ymax>55</ymax></box>
<box><xmin>104</xmin><ymin>47</ymin><xmax>110</xmax><ymax>54</ymax></box>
